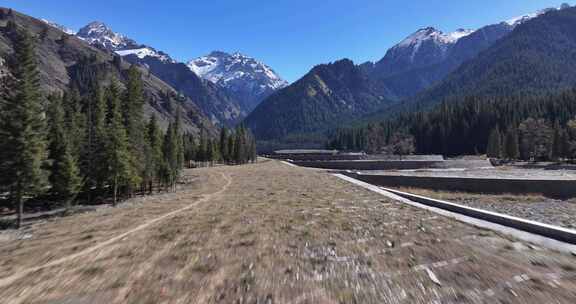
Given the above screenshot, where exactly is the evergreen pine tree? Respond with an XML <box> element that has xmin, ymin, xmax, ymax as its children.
<box><xmin>182</xmin><ymin>134</ymin><xmax>196</xmax><ymax>168</ymax></box>
<box><xmin>197</xmin><ymin>131</ymin><xmax>208</xmax><ymax>165</ymax></box>
<box><xmin>174</xmin><ymin>112</ymin><xmax>185</xmax><ymax>171</ymax></box>
<box><xmin>227</xmin><ymin>132</ymin><xmax>235</xmax><ymax>164</ymax></box>
<box><xmin>81</xmin><ymin>84</ymin><xmax>107</xmax><ymax>193</ymax></box>
<box><xmin>47</xmin><ymin>95</ymin><xmax>82</xmax><ymax>210</ymax></box>
<box><xmin>559</xmin><ymin>129</ymin><xmax>570</xmax><ymax>160</ymax></box>
<box><xmin>162</xmin><ymin>123</ymin><xmax>179</xmax><ymax>191</ymax></box>
<box><xmin>0</xmin><ymin>28</ymin><xmax>49</xmax><ymax>228</ymax></box>
<box><xmin>233</xmin><ymin>126</ymin><xmax>245</xmax><ymax>164</ymax></box>
<box><xmin>62</xmin><ymin>89</ymin><xmax>86</xmax><ymax>158</ymax></box>
<box><xmin>552</xmin><ymin>125</ymin><xmax>564</xmax><ymax>161</ymax></box>
<box><xmin>105</xmin><ymin>82</ymin><xmax>136</xmax><ymax>205</ymax></box>
<box><xmin>206</xmin><ymin>139</ymin><xmax>214</xmax><ymax>165</ymax></box>
<box><xmin>122</xmin><ymin>66</ymin><xmax>146</xmax><ymax>191</ymax></box>
<box><xmin>220</xmin><ymin>128</ymin><xmax>229</xmax><ymax>163</ymax></box>
<box><xmin>504</xmin><ymin>128</ymin><xmax>520</xmax><ymax>160</ymax></box>
<box><xmin>144</xmin><ymin>115</ymin><xmax>163</xmax><ymax>194</ymax></box>
<box><xmin>486</xmin><ymin>126</ymin><xmax>502</xmax><ymax>158</ymax></box>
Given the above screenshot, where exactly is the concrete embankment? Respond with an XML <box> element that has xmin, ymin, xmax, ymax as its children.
<box><xmin>291</xmin><ymin>159</ymin><xmax>491</xmax><ymax>171</ymax></box>
<box><xmin>344</xmin><ymin>172</ymin><xmax>576</xmax><ymax>198</ymax></box>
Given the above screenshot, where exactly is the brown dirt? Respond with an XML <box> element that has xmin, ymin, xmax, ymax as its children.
<box><xmin>0</xmin><ymin>160</ymin><xmax>575</xmax><ymax>303</ymax></box>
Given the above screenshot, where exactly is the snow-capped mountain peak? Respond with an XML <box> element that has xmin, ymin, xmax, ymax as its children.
<box><xmin>447</xmin><ymin>28</ymin><xmax>475</xmax><ymax>41</ymax></box>
<box><xmin>76</xmin><ymin>21</ymin><xmax>138</xmax><ymax>50</ymax></box>
<box><xmin>76</xmin><ymin>21</ymin><xmax>174</xmax><ymax>63</ymax></box>
<box><xmin>398</xmin><ymin>27</ymin><xmax>474</xmax><ymax>48</ymax></box>
<box><xmin>397</xmin><ymin>27</ymin><xmax>441</xmax><ymax>47</ymax></box>
<box><xmin>115</xmin><ymin>47</ymin><xmax>174</xmax><ymax>63</ymax></box>
<box><xmin>188</xmin><ymin>51</ymin><xmax>288</xmax><ymax>90</ymax></box>
<box><xmin>40</xmin><ymin>19</ymin><xmax>76</xmax><ymax>35</ymax></box>
<box><xmin>390</xmin><ymin>27</ymin><xmax>475</xmax><ymax>64</ymax></box>
<box><xmin>505</xmin><ymin>4</ymin><xmax>571</xmax><ymax>27</ymax></box>
<box><xmin>187</xmin><ymin>51</ymin><xmax>288</xmax><ymax>110</ymax></box>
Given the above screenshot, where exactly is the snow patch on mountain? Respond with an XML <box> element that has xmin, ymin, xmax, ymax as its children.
<box><xmin>40</xmin><ymin>19</ymin><xmax>76</xmax><ymax>35</ymax></box>
<box><xmin>447</xmin><ymin>29</ymin><xmax>475</xmax><ymax>41</ymax></box>
<box><xmin>115</xmin><ymin>47</ymin><xmax>174</xmax><ymax>63</ymax></box>
<box><xmin>76</xmin><ymin>21</ymin><xmax>175</xmax><ymax>63</ymax></box>
<box><xmin>76</xmin><ymin>21</ymin><xmax>138</xmax><ymax>50</ymax></box>
<box><xmin>187</xmin><ymin>51</ymin><xmax>288</xmax><ymax>110</ymax></box>
<box><xmin>398</xmin><ymin>27</ymin><xmax>474</xmax><ymax>48</ymax></box>
<box><xmin>505</xmin><ymin>4</ymin><xmax>571</xmax><ymax>27</ymax></box>
<box><xmin>394</xmin><ymin>27</ymin><xmax>475</xmax><ymax>62</ymax></box>
<box><xmin>188</xmin><ymin>51</ymin><xmax>287</xmax><ymax>90</ymax></box>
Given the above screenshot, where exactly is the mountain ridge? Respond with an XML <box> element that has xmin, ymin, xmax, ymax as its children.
<box><xmin>76</xmin><ymin>21</ymin><xmax>245</xmax><ymax>126</ymax></box>
<box><xmin>187</xmin><ymin>50</ymin><xmax>288</xmax><ymax>111</ymax></box>
<box><xmin>244</xmin><ymin>58</ymin><xmax>392</xmax><ymax>141</ymax></box>
<box><xmin>0</xmin><ymin>7</ymin><xmax>216</xmax><ymax>136</ymax></box>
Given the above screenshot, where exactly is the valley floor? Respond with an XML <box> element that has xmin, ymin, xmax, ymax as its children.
<box><xmin>0</xmin><ymin>160</ymin><xmax>575</xmax><ymax>303</ymax></box>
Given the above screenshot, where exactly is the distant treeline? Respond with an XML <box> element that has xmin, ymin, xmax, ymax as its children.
<box><xmin>329</xmin><ymin>91</ymin><xmax>576</xmax><ymax>160</ymax></box>
<box><xmin>186</xmin><ymin>126</ymin><xmax>257</xmax><ymax>167</ymax></box>
<box><xmin>0</xmin><ymin>24</ymin><xmax>256</xmax><ymax>228</ymax></box>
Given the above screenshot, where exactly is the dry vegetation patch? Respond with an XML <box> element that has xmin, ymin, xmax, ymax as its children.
<box><xmin>0</xmin><ymin>161</ymin><xmax>575</xmax><ymax>303</ymax></box>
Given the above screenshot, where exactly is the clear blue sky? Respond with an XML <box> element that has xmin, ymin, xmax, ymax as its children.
<box><xmin>2</xmin><ymin>0</ymin><xmax>575</xmax><ymax>82</ymax></box>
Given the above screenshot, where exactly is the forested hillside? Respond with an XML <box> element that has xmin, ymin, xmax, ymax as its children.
<box><xmin>244</xmin><ymin>59</ymin><xmax>392</xmax><ymax>142</ymax></box>
<box><xmin>0</xmin><ymin>8</ymin><xmax>214</xmax><ymax>135</ymax></box>
<box><xmin>329</xmin><ymin>90</ymin><xmax>576</xmax><ymax>160</ymax></box>
<box><xmin>370</xmin><ymin>23</ymin><xmax>513</xmax><ymax>100</ymax></box>
<box><xmin>0</xmin><ymin>9</ymin><xmax>258</xmax><ymax>228</ymax></box>
<box><xmin>409</xmin><ymin>6</ymin><xmax>576</xmax><ymax>109</ymax></box>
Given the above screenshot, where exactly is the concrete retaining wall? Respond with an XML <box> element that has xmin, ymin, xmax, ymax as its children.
<box><xmin>272</xmin><ymin>154</ymin><xmax>444</xmax><ymax>162</ymax></box>
<box><xmin>271</xmin><ymin>154</ymin><xmax>365</xmax><ymax>161</ymax></box>
<box><xmin>364</xmin><ymin>155</ymin><xmax>444</xmax><ymax>161</ymax></box>
<box><xmin>347</xmin><ymin>173</ymin><xmax>576</xmax><ymax>198</ymax></box>
<box><xmin>434</xmin><ymin>159</ymin><xmax>492</xmax><ymax>169</ymax></box>
<box><xmin>289</xmin><ymin>158</ymin><xmax>491</xmax><ymax>170</ymax></box>
<box><xmin>382</xmin><ymin>187</ymin><xmax>576</xmax><ymax>245</ymax></box>
<box><xmin>293</xmin><ymin>160</ymin><xmax>444</xmax><ymax>170</ymax></box>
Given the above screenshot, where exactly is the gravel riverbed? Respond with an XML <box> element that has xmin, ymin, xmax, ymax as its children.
<box><xmin>395</xmin><ymin>187</ymin><xmax>576</xmax><ymax>230</ymax></box>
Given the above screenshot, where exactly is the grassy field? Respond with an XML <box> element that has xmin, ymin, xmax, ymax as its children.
<box><xmin>0</xmin><ymin>160</ymin><xmax>575</xmax><ymax>303</ymax></box>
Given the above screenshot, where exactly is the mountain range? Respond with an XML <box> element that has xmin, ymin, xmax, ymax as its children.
<box><xmin>244</xmin><ymin>59</ymin><xmax>390</xmax><ymax>141</ymax></box>
<box><xmin>188</xmin><ymin>51</ymin><xmax>288</xmax><ymax>112</ymax></box>
<box><xmin>409</xmin><ymin>4</ymin><xmax>576</xmax><ymax>108</ymax></box>
<box><xmin>245</xmin><ymin>4</ymin><xmax>576</xmax><ymax>144</ymax></box>
<box><xmin>0</xmin><ymin>8</ymin><xmax>214</xmax><ymax>136</ymax></box>
<box><xmin>73</xmin><ymin>22</ymin><xmax>288</xmax><ymax>126</ymax></box>
<box><xmin>3</xmin><ymin>3</ymin><xmax>576</xmax><ymax>149</ymax></box>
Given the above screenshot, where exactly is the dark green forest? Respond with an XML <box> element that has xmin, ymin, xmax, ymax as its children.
<box><xmin>329</xmin><ymin>91</ymin><xmax>576</xmax><ymax>161</ymax></box>
<box><xmin>0</xmin><ymin>24</ymin><xmax>256</xmax><ymax>228</ymax></box>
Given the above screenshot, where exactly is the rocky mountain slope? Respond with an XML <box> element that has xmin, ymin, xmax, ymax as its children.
<box><xmin>76</xmin><ymin>22</ymin><xmax>244</xmax><ymax>126</ymax></box>
<box><xmin>0</xmin><ymin>8</ymin><xmax>215</xmax><ymax>135</ymax></box>
<box><xmin>188</xmin><ymin>51</ymin><xmax>288</xmax><ymax>111</ymax></box>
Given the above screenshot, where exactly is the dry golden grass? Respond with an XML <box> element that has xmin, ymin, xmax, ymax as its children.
<box><xmin>0</xmin><ymin>161</ymin><xmax>575</xmax><ymax>303</ymax></box>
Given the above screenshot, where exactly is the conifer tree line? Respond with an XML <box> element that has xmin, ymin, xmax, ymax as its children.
<box><xmin>183</xmin><ymin>126</ymin><xmax>257</xmax><ymax>167</ymax></box>
<box><xmin>329</xmin><ymin>91</ymin><xmax>576</xmax><ymax>161</ymax></box>
<box><xmin>0</xmin><ymin>25</ymin><xmax>256</xmax><ymax>228</ymax></box>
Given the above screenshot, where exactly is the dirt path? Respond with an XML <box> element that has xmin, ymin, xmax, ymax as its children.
<box><xmin>0</xmin><ymin>172</ymin><xmax>231</xmax><ymax>289</ymax></box>
<box><xmin>0</xmin><ymin>161</ymin><xmax>575</xmax><ymax>303</ymax></box>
